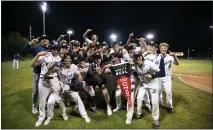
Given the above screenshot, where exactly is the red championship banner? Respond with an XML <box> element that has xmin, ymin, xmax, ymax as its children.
<box><xmin>111</xmin><ymin>62</ymin><xmax>132</xmax><ymax>109</ymax></box>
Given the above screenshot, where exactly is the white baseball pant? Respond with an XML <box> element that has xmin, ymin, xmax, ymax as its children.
<box><xmin>12</xmin><ymin>59</ymin><xmax>19</xmax><ymax>69</ymax></box>
<box><xmin>158</xmin><ymin>76</ymin><xmax>173</xmax><ymax>108</ymax></box>
<box><xmin>38</xmin><ymin>77</ymin><xmax>66</xmax><ymax>121</ymax></box>
<box><xmin>137</xmin><ymin>81</ymin><xmax>159</xmax><ymax>121</ymax></box>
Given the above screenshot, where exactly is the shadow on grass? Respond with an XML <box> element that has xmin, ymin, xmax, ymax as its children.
<box><xmin>7</xmin><ymin>86</ymin><xmax>188</xmax><ymax>124</ymax></box>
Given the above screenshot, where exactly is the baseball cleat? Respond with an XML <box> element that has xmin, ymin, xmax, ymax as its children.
<box><xmin>113</xmin><ymin>106</ymin><xmax>122</xmax><ymax>113</ymax></box>
<box><xmin>90</xmin><ymin>106</ymin><xmax>99</xmax><ymax>113</ymax></box>
<box><xmin>167</xmin><ymin>108</ymin><xmax>174</xmax><ymax>113</ymax></box>
<box><xmin>62</xmin><ymin>115</ymin><xmax>68</xmax><ymax>120</ymax></box>
<box><xmin>44</xmin><ymin>117</ymin><xmax>52</xmax><ymax>125</ymax></box>
<box><xmin>32</xmin><ymin>107</ymin><xmax>38</xmax><ymax>114</ymax></box>
<box><xmin>153</xmin><ymin>120</ymin><xmax>160</xmax><ymax>129</ymax></box>
<box><xmin>85</xmin><ymin>117</ymin><xmax>91</xmax><ymax>123</ymax></box>
<box><xmin>107</xmin><ymin>106</ymin><xmax>112</xmax><ymax>116</ymax></box>
<box><xmin>147</xmin><ymin>108</ymin><xmax>152</xmax><ymax>113</ymax></box>
<box><xmin>125</xmin><ymin>119</ymin><xmax>132</xmax><ymax>124</ymax></box>
<box><xmin>136</xmin><ymin>113</ymin><xmax>144</xmax><ymax>119</ymax></box>
<box><xmin>35</xmin><ymin>119</ymin><xmax>44</xmax><ymax>127</ymax></box>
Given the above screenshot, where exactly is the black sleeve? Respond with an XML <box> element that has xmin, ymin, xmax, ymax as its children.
<box><xmin>151</xmin><ymin>71</ymin><xmax>161</xmax><ymax>79</ymax></box>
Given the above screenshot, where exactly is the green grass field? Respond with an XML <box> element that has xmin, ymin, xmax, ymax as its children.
<box><xmin>1</xmin><ymin>59</ymin><xmax>212</xmax><ymax>129</ymax></box>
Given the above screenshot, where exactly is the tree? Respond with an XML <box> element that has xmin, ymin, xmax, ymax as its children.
<box><xmin>1</xmin><ymin>32</ymin><xmax>29</xmax><ymax>61</ymax></box>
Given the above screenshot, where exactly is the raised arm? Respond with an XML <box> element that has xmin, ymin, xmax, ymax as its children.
<box><xmin>30</xmin><ymin>51</ymin><xmax>48</xmax><ymax>67</ymax></box>
<box><xmin>126</xmin><ymin>32</ymin><xmax>134</xmax><ymax>45</ymax></box>
<box><xmin>136</xmin><ymin>37</ymin><xmax>148</xmax><ymax>52</ymax></box>
<box><xmin>83</xmin><ymin>29</ymin><xmax>92</xmax><ymax>39</ymax></box>
<box><xmin>22</xmin><ymin>37</ymin><xmax>40</xmax><ymax>53</ymax></box>
<box><xmin>168</xmin><ymin>50</ymin><xmax>179</xmax><ymax>65</ymax></box>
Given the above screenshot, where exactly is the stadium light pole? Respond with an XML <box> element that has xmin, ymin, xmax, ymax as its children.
<box><xmin>41</xmin><ymin>2</ymin><xmax>47</xmax><ymax>35</ymax></box>
<box><xmin>110</xmin><ymin>34</ymin><xmax>117</xmax><ymax>42</ymax></box>
<box><xmin>187</xmin><ymin>48</ymin><xmax>190</xmax><ymax>60</ymax></box>
<box><xmin>67</xmin><ymin>30</ymin><xmax>73</xmax><ymax>43</ymax></box>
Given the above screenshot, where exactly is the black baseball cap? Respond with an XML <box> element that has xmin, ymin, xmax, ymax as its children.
<box><xmin>40</xmin><ymin>35</ymin><xmax>48</xmax><ymax>40</ymax></box>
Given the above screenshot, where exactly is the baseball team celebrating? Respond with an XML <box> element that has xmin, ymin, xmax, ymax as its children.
<box><xmin>22</xmin><ymin>29</ymin><xmax>179</xmax><ymax>129</ymax></box>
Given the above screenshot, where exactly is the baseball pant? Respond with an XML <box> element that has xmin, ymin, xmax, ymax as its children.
<box><xmin>12</xmin><ymin>59</ymin><xmax>19</xmax><ymax>69</ymax></box>
<box><xmin>38</xmin><ymin>77</ymin><xmax>64</xmax><ymax>121</ymax></box>
<box><xmin>137</xmin><ymin>82</ymin><xmax>159</xmax><ymax>121</ymax></box>
<box><xmin>32</xmin><ymin>73</ymin><xmax>40</xmax><ymax>107</ymax></box>
<box><xmin>68</xmin><ymin>91</ymin><xmax>89</xmax><ymax>119</ymax></box>
<box><xmin>158</xmin><ymin>76</ymin><xmax>173</xmax><ymax>108</ymax></box>
<box><xmin>144</xmin><ymin>91</ymin><xmax>151</xmax><ymax>110</ymax></box>
<box><xmin>47</xmin><ymin>91</ymin><xmax>66</xmax><ymax>118</ymax></box>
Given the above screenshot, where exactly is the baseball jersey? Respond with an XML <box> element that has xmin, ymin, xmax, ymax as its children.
<box><xmin>61</xmin><ymin>64</ymin><xmax>80</xmax><ymax>85</ymax></box>
<box><xmin>37</xmin><ymin>52</ymin><xmax>62</xmax><ymax>78</ymax></box>
<box><xmin>155</xmin><ymin>54</ymin><xmax>174</xmax><ymax>77</ymax></box>
<box><xmin>85</xmin><ymin>38</ymin><xmax>93</xmax><ymax>45</ymax></box>
<box><xmin>135</xmin><ymin>60</ymin><xmax>160</xmax><ymax>87</ymax></box>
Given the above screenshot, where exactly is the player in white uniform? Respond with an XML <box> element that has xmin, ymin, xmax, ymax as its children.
<box><xmin>31</xmin><ymin>42</ymin><xmax>68</xmax><ymax>127</ymax></box>
<box><xmin>155</xmin><ymin>43</ymin><xmax>179</xmax><ymax>113</ymax></box>
<box><xmin>134</xmin><ymin>53</ymin><xmax>161</xmax><ymax>128</ymax></box>
<box><xmin>142</xmin><ymin>42</ymin><xmax>160</xmax><ymax>112</ymax></box>
<box><xmin>60</xmin><ymin>55</ymin><xmax>91</xmax><ymax>123</ymax></box>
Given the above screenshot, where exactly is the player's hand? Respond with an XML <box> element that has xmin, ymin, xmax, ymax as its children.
<box><xmin>136</xmin><ymin>37</ymin><xmax>145</xmax><ymax>42</ymax></box>
<box><xmin>37</xmin><ymin>51</ymin><xmax>48</xmax><ymax>56</ymax></box>
<box><xmin>129</xmin><ymin>32</ymin><xmax>134</xmax><ymax>38</ymax></box>
<box><xmin>145</xmin><ymin>74</ymin><xmax>152</xmax><ymax>79</ymax></box>
<box><xmin>105</xmin><ymin>64</ymin><xmax>112</xmax><ymax>68</ymax></box>
<box><xmin>34</xmin><ymin>37</ymin><xmax>40</xmax><ymax>43</ymax></box>
<box><xmin>86</xmin><ymin>29</ymin><xmax>92</xmax><ymax>32</ymax></box>
<box><xmin>168</xmin><ymin>50</ymin><xmax>175</xmax><ymax>56</ymax></box>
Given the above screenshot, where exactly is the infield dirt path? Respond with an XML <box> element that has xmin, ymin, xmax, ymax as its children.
<box><xmin>174</xmin><ymin>73</ymin><xmax>212</xmax><ymax>93</ymax></box>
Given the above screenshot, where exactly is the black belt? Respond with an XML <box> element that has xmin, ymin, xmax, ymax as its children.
<box><xmin>40</xmin><ymin>77</ymin><xmax>54</xmax><ymax>79</ymax></box>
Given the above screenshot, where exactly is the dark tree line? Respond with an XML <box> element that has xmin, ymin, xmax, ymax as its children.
<box><xmin>1</xmin><ymin>32</ymin><xmax>29</xmax><ymax>61</ymax></box>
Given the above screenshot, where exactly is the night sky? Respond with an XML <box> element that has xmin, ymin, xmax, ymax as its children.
<box><xmin>1</xmin><ymin>1</ymin><xmax>212</xmax><ymax>52</ymax></box>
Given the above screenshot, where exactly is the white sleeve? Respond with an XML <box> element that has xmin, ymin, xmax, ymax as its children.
<box><xmin>122</xmin><ymin>49</ymin><xmax>131</xmax><ymax>60</ymax></box>
<box><xmin>150</xmin><ymin>61</ymin><xmax>160</xmax><ymax>72</ymax></box>
<box><xmin>37</xmin><ymin>56</ymin><xmax>45</xmax><ymax>65</ymax></box>
<box><xmin>73</xmin><ymin>65</ymin><xmax>80</xmax><ymax>75</ymax></box>
<box><xmin>169</xmin><ymin>56</ymin><xmax>175</xmax><ymax>64</ymax></box>
<box><xmin>85</xmin><ymin>38</ymin><xmax>93</xmax><ymax>44</ymax></box>
<box><xmin>135</xmin><ymin>47</ymin><xmax>141</xmax><ymax>53</ymax></box>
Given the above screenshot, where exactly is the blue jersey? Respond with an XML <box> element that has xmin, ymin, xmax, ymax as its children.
<box><xmin>13</xmin><ymin>54</ymin><xmax>20</xmax><ymax>60</ymax></box>
<box><xmin>22</xmin><ymin>44</ymin><xmax>49</xmax><ymax>74</ymax></box>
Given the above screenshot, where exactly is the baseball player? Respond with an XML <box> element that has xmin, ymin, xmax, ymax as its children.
<box><xmin>134</xmin><ymin>53</ymin><xmax>161</xmax><ymax>128</ymax></box>
<box><xmin>31</xmin><ymin>41</ymin><xmax>68</xmax><ymax>127</ymax></box>
<box><xmin>22</xmin><ymin>35</ymin><xmax>49</xmax><ymax>114</ymax></box>
<box><xmin>60</xmin><ymin>55</ymin><xmax>91</xmax><ymax>123</ymax></box>
<box><xmin>78</xmin><ymin>58</ymin><xmax>100</xmax><ymax>113</ymax></box>
<box><xmin>12</xmin><ymin>53</ymin><xmax>20</xmax><ymax>69</ymax></box>
<box><xmin>155</xmin><ymin>43</ymin><xmax>179</xmax><ymax>113</ymax></box>
<box><xmin>83</xmin><ymin>29</ymin><xmax>98</xmax><ymax>46</ymax></box>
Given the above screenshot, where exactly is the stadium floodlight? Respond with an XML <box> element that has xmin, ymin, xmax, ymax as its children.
<box><xmin>146</xmin><ymin>33</ymin><xmax>154</xmax><ymax>40</ymax></box>
<box><xmin>67</xmin><ymin>30</ymin><xmax>73</xmax><ymax>43</ymax></box>
<box><xmin>110</xmin><ymin>34</ymin><xmax>117</xmax><ymax>41</ymax></box>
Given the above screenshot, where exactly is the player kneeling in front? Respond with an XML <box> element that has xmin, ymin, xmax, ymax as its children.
<box><xmin>31</xmin><ymin>42</ymin><xmax>68</xmax><ymax>127</ymax></box>
<box><xmin>134</xmin><ymin>53</ymin><xmax>161</xmax><ymax>129</ymax></box>
<box><xmin>60</xmin><ymin>55</ymin><xmax>91</xmax><ymax>123</ymax></box>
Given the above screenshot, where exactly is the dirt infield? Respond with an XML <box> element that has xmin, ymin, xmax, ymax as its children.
<box><xmin>174</xmin><ymin>73</ymin><xmax>212</xmax><ymax>93</ymax></box>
